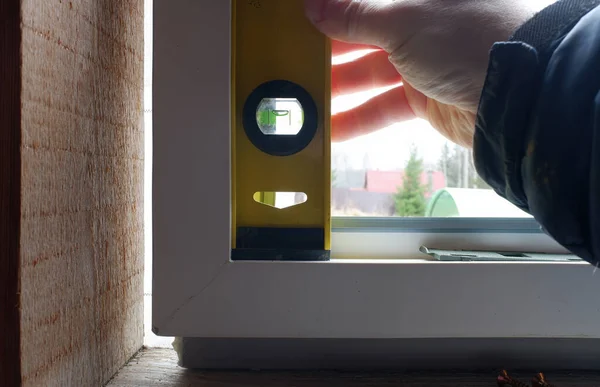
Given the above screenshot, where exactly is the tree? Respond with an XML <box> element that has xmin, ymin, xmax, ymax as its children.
<box><xmin>471</xmin><ymin>173</ymin><xmax>491</xmax><ymax>189</ymax></box>
<box><xmin>468</xmin><ymin>151</ymin><xmax>492</xmax><ymax>189</ymax></box>
<box><xmin>394</xmin><ymin>147</ymin><xmax>427</xmax><ymax>217</ymax></box>
<box><xmin>438</xmin><ymin>143</ymin><xmax>461</xmax><ymax>187</ymax></box>
<box><xmin>437</xmin><ymin>143</ymin><xmax>491</xmax><ymax>189</ymax></box>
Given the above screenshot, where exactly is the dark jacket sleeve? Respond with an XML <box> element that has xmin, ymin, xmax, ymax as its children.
<box><xmin>473</xmin><ymin>0</ymin><xmax>600</xmax><ymax>266</ymax></box>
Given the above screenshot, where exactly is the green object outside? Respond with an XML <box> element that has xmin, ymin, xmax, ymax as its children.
<box><xmin>425</xmin><ymin>189</ymin><xmax>460</xmax><ymax>217</ymax></box>
<box><xmin>424</xmin><ymin>188</ymin><xmax>533</xmax><ymax>217</ymax></box>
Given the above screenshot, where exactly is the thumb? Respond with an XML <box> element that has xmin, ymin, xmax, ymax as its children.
<box><xmin>304</xmin><ymin>0</ymin><xmax>397</xmax><ymax>50</ymax></box>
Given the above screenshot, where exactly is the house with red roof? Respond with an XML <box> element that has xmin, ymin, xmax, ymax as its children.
<box><xmin>332</xmin><ymin>169</ymin><xmax>447</xmax><ymax>216</ymax></box>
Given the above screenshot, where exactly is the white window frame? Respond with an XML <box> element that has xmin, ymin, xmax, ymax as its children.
<box><xmin>152</xmin><ymin>0</ymin><xmax>600</xmax><ymax>341</ymax></box>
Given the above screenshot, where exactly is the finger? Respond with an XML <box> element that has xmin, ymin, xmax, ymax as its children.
<box><xmin>304</xmin><ymin>0</ymin><xmax>399</xmax><ymax>50</ymax></box>
<box><xmin>332</xmin><ymin>40</ymin><xmax>380</xmax><ymax>57</ymax></box>
<box><xmin>332</xmin><ymin>50</ymin><xmax>402</xmax><ymax>98</ymax></box>
<box><xmin>331</xmin><ymin>85</ymin><xmax>416</xmax><ymax>142</ymax></box>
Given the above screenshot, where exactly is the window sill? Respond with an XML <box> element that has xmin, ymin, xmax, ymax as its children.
<box><xmin>154</xmin><ymin>257</ymin><xmax>600</xmax><ymax>339</ymax></box>
<box><xmin>331</xmin><ymin>217</ymin><xmax>569</xmax><ymax>259</ymax></box>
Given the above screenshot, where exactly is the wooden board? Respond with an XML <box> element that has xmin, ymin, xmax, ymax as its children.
<box><xmin>107</xmin><ymin>348</ymin><xmax>600</xmax><ymax>387</ymax></box>
<box><xmin>1</xmin><ymin>0</ymin><xmax>145</xmax><ymax>385</ymax></box>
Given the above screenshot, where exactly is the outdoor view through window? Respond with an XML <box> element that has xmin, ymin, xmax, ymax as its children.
<box><xmin>330</xmin><ymin>50</ymin><xmax>530</xmax><ymax>219</ymax></box>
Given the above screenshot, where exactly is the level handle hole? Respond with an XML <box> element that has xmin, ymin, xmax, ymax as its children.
<box><xmin>253</xmin><ymin>191</ymin><xmax>307</xmax><ymax>209</ymax></box>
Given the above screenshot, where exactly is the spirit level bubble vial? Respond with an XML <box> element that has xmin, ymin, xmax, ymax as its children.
<box><xmin>231</xmin><ymin>0</ymin><xmax>332</xmax><ymax>261</ymax></box>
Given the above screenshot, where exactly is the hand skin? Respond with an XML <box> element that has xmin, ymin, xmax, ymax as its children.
<box><xmin>304</xmin><ymin>0</ymin><xmax>546</xmax><ymax>147</ymax></box>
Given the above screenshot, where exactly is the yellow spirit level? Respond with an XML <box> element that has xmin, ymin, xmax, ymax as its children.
<box><xmin>231</xmin><ymin>0</ymin><xmax>331</xmax><ymax>261</ymax></box>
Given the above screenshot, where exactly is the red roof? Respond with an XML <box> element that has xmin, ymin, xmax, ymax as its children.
<box><xmin>365</xmin><ymin>170</ymin><xmax>446</xmax><ymax>197</ymax></box>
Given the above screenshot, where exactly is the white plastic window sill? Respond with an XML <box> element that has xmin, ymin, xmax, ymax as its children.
<box><xmin>330</xmin><ymin>217</ymin><xmax>570</xmax><ymax>260</ymax></box>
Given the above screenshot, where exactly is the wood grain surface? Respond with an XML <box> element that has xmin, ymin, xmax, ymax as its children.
<box><xmin>107</xmin><ymin>348</ymin><xmax>600</xmax><ymax>387</ymax></box>
<box><xmin>3</xmin><ymin>1</ymin><xmax>146</xmax><ymax>386</ymax></box>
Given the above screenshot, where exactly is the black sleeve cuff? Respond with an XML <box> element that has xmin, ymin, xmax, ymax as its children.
<box><xmin>510</xmin><ymin>0</ymin><xmax>600</xmax><ymax>51</ymax></box>
<box><xmin>473</xmin><ymin>0</ymin><xmax>600</xmax><ymax>263</ymax></box>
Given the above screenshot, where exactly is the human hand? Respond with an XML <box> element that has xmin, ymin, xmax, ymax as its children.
<box><xmin>305</xmin><ymin>0</ymin><xmax>544</xmax><ymax>147</ymax></box>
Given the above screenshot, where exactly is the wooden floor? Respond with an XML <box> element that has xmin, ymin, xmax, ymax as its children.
<box><xmin>106</xmin><ymin>348</ymin><xmax>600</xmax><ymax>387</ymax></box>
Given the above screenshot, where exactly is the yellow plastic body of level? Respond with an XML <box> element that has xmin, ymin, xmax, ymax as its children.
<box><xmin>231</xmin><ymin>0</ymin><xmax>331</xmax><ymax>261</ymax></box>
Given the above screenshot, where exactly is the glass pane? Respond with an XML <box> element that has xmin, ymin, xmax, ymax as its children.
<box><xmin>330</xmin><ymin>54</ymin><xmax>531</xmax><ymax>219</ymax></box>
